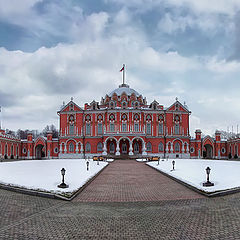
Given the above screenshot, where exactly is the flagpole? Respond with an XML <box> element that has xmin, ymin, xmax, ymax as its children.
<box><xmin>123</xmin><ymin>64</ymin><xmax>124</xmax><ymax>85</ymax></box>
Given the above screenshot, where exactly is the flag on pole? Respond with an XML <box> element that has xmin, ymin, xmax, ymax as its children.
<box><xmin>119</xmin><ymin>66</ymin><xmax>124</xmax><ymax>72</ymax></box>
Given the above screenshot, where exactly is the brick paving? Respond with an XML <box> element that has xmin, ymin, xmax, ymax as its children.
<box><xmin>1</xmin><ymin>160</ymin><xmax>240</xmax><ymax>239</ymax></box>
<box><xmin>0</xmin><ymin>189</ymin><xmax>240</xmax><ymax>239</ymax></box>
<box><xmin>74</xmin><ymin>160</ymin><xmax>204</xmax><ymax>202</ymax></box>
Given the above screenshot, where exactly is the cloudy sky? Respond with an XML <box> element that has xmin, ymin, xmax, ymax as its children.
<box><xmin>0</xmin><ymin>0</ymin><xmax>240</xmax><ymax>136</ymax></box>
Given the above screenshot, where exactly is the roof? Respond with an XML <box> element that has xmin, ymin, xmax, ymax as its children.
<box><xmin>108</xmin><ymin>84</ymin><xmax>140</xmax><ymax>97</ymax></box>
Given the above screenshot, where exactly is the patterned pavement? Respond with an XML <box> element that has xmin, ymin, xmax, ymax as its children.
<box><xmin>0</xmin><ymin>160</ymin><xmax>240</xmax><ymax>239</ymax></box>
<box><xmin>74</xmin><ymin>160</ymin><xmax>204</xmax><ymax>202</ymax></box>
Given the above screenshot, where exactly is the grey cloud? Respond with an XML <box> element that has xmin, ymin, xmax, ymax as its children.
<box><xmin>0</xmin><ymin>90</ymin><xmax>17</xmax><ymax>107</ymax></box>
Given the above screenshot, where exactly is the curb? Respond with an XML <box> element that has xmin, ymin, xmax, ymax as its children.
<box><xmin>0</xmin><ymin>162</ymin><xmax>110</xmax><ymax>201</ymax></box>
<box><xmin>146</xmin><ymin>163</ymin><xmax>240</xmax><ymax>198</ymax></box>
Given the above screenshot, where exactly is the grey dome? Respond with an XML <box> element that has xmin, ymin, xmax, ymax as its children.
<box><xmin>109</xmin><ymin>84</ymin><xmax>140</xmax><ymax>97</ymax></box>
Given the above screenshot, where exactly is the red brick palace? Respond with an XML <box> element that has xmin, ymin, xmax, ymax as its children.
<box><xmin>0</xmin><ymin>79</ymin><xmax>239</xmax><ymax>160</ymax></box>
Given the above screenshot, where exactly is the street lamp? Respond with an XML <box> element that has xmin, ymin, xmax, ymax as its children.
<box><xmin>86</xmin><ymin>160</ymin><xmax>89</xmax><ymax>171</ymax></box>
<box><xmin>58</xmin><ymin>168</ymin><xmax>68</xmax><ymax>188</ymax></box>
<box><xmin>203</xmin><ymin>167</ymin><xmax>214</xmax><ymax>187</ymax></box>
<box><xmin>172</xmin><ymin>160</ymin><xmax>175</xmax><ymax>171</ymax></box>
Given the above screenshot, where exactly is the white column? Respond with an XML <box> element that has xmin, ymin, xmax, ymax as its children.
<box><xmin>80</xmin><ymin>144</ymin><xmax>83</xmax><ymax>154</ymax></box>
<box><xmin>59</xmin><ymin>143</ymin><xmax>62</xmax><ymax>153</ymax></box>
<box><xmin>103</xmin><ymin>141</ymin><xmax>107</xmax><ymax>155</ymax></box>
<box><xmin>166</xmin><ymin>143</ymin><xmax>169</xmax><ymax>153</ymax></box>
<box><xmin>129</xmin><ymin>141</ymin><xmax>133</xmax><ymax>155</ymax></box>
<box><xmin>182</xmin><ymin>144</ymin><xmax>185</xmax><ymax>153</ymax></box>
<box><xmin>186</xmin><ymin>144</ymin><xmax>189</xmax><ymax>153</ymax></box>
<box><xmin>64</xmin><ymin>143</ymin><xmax>67</xmax><ymax>153</ymax></box>
<box><xmin>76</xmin><ymin>143</ymin><xmax>79</xmax><ymax>153</ymax></box>
<box><xmin>142</xmin><ymin>141</ymin><xmax>147</xmax><ymax>155</ymax></box>
<box><xmin>170</xmin><ymin>143</ymin><xmax>173</xmax><ymax>153</ymax></box>
<box><xmin>116</xmin><ymin>141</ymin><xmax>120</xmax><ymax>155</ymax></box>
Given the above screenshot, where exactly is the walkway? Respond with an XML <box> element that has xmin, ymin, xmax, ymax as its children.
<box><xmin>74</xmin><ymin>160</ymin><xmax>204</xmax><ymax>202</ymax></box>
<box><xmin>1</xmin><ymin>160</ymin><xmax>240</xmax><ymax>239</ymax></box>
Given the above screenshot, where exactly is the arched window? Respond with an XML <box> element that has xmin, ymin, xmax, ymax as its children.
<box><xmin>146</xmin><ymin>123</ymin><xmax>151</xmax><ymax>135</ymax></box>
<box><xmin>134</xmin><ymin>123</ymin><xmax>139</xmax><ymax>132</ymax></box>
<box><xmin>158</xmin><ymin>142</ymin><xmax>164</xmax><ymax>152</ymax></box>
<box><xmin>122</xmin><ymin>123</ymin><xmax>127</xmax><ymax>132</ymax></box>
<box><xmin>146</xmin><ymin>114</ymin><xmax>152</xmax><ymax>121</ymax></box>
<box><xmin>97</xmin><ymin>142</ymin><xmax>103</xmax><ymax>151</ymax></box>
<box><xmin>97</xmin><ymin>123</ymin><xmax>103</xmax><ymax>134</ymax></box>
<box><xmin>158</xmin><ymin>123</ymin><xmax>163</xmax><ymax>134</ymax></box>
<box><xmin>109</xmin><ymin>142</ymin><xmax>115</xmax><ymax>154</ymax></box>
<box><xmin>134</xmin><ymin>142</ymin><xmax>139</xmax><ymax>153</ymax></box>
<box><xmin>69</xmin><ymin>142</ymin><xmax>74</xmax><ymax>152</ymax></box>
<box><xmin>86</xmin><ymin>143</ymin><xmax>91</xmax><ymax>153</ymax></box>
<box><xmin>146</xmin><ymin>142</ymin><xmax>152</xmax><ymax>152</ymax></box>
<box><xmin>86</xmin><ymin>123</ymin><xmax>91</xmax><ymax>135</ymax></box>
<box><xmin>110</xmin><ymin>123</ymin><xmax>115</xmax><ymax>132</ymax></box>
<box><xmin>174</xmin><ymin>142</ymin><xmax>180</xmax><ymax>152</ymax></box>
<box><xmin>134</xmin><ymin>114</ymin><xmax>140</xmax><ymax>121</ymax></box>
<box><xmin>122</xmin><ymin>101</ymin><xmax>127</xmax><ymax>109</ymax></box>
<box><xmin>121</xmin><ymin>114</ymin><xmax>127</xmax><ymax>121</ymax></box>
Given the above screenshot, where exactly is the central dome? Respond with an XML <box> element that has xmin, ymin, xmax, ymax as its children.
<box><xmin>109</xmin><ymin>84</ymin><xmax>140</xmax><ymax>97</ymax></box>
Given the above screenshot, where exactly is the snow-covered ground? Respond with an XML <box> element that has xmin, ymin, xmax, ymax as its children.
<box><xmin>0</xmin><ymin>159</ymin><xmax>108</xmax><ymax>196</ymax></box>
<box><xmin>147</xmin><ymin>159</ymin><xmax>240</xmax><ymax>193</ymax></box>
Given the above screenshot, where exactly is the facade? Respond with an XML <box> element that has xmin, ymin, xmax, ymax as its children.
<box><xmin>0</xmin><ymin>129</ymin><xmax>21</xmax><ymax>159</ymax></box>
<box><xmin>0</xmin><ymin>82</ymin><xmax>240</xmax><ymax>160</ymax></box>
<box><xmin>58</xmin><ymin>83</ymin><xmax>191</xmax><ymax>159</ymax></box>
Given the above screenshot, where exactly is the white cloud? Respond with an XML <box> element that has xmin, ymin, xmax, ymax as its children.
<box><xmin>0</xmin><ymin>0</ymin><xmax>41</xmax><ymax>16</ymax></box>
<box><xmin>206</xmin><ymin>58</ymin><xmax>240</xmax><ymax>73</ymax></box>
<box><xmin>1</xmin><ymin>0</ymin><xmax>240</xmax><ymax>137</ymax></box>
<box><xmin>158</xmin><ymin>12</ymin><xmax>224</xmax><ymax>35</ymax></box>
<box><xmin>107</xmin><ymin>0</ymin><xmax>240</xmax><ymax>15</ymax></box>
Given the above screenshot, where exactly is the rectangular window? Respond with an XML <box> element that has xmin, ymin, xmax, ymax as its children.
<box><xmin>175</xmin><ymin>124</ymin><xmax>180</xmax><ymax>135</ymax></box>
<box><xmin>146</xmin><ymin>123</ymin><xmax>151</xmax><ymax>135</ymax></box>
<box><xmin>69</xmin><ymin>124</ymin><xmax>74</xmax><ymax>135</ymax></box>
<box><xmin>158</xmin><ymin>123</ymin><xmax>163</xmax><ymax>134</ymax></box>
<box><xmin>97</xmin><ymin>123</ymin><xmax>103</xmax><ymax>134</ymax></box>
<box><xmin>134</xmin><ymin>123</ymin><xmax>139</xmax><ymax>132</ymax></box>
<box><xmin>122</xmin><ymin>123</ymin><xmax>127</xmax><ymax>132</ymax></box>
<box><xmin>110</xmin><ymin>123</ymin><xmax>115</xmax><ymax>132</ymax></box>
<box><xmin>86</xmin><ymin>123</ymin><xmax>91</xmax><ymax>135</ymax></box>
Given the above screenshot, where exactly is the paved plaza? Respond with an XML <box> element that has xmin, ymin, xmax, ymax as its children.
<box><xmin>0</xmin><ymin>160</ymin><xmax>240</xmax><ymax>239</ymax></box>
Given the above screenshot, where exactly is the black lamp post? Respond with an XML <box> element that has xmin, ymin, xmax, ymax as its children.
<box><xmin>86</xmin><ymin>160</ymin><xmax>89</xmax><ymax>171</ymax></box>
<box><xmin>203</xmin><ymin>167</ymin><xmax>214</xmax><ymax>187</ymax></box>
<box><xmin>58</xmin><ymin>168</ymin><xmax>68</xmax><ymax>188</ymax></box>
<box><xmin>172</xmin><ymin>160</ymin><xmax>175</xmax><ymax>170</ymax></box>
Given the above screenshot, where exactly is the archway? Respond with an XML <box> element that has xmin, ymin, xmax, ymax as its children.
<box><xmin>106</xmin><ymin>138</ymin><xmax>117</xmax><ymax>155</ymax></box>
<box><xmin>119</xmin><ymin>138</ymin><xmax>129</xmax><ymax>155</ymax></box>
<box><xmin>203</xmin><ymin>144</ymin><xmax>213</xmax><ymax>159</ymax></box>
<box><xmin>132</xmin><ymin>139</ymin><xmax>142</xmax><ymax>155</ymax></box>
<box><xmin>35</xmin><ymin>144</ymin><xmax>45</xmax><ymax>159</ymax></box>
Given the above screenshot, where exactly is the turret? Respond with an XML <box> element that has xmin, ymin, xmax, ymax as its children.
<box><xmin>195</xmin><ymin>129</ymin><xmax>202</xmax><ymax>141</ymax></box>
<box><xmin>215</xmin><ymin>130</ymin><xmax>221</xmax><ymax>142</ymax></box>
<box><xmin>27</xmin><ymin>131</ymin><xmax>33</xmax><ymax>142</ymax></box>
